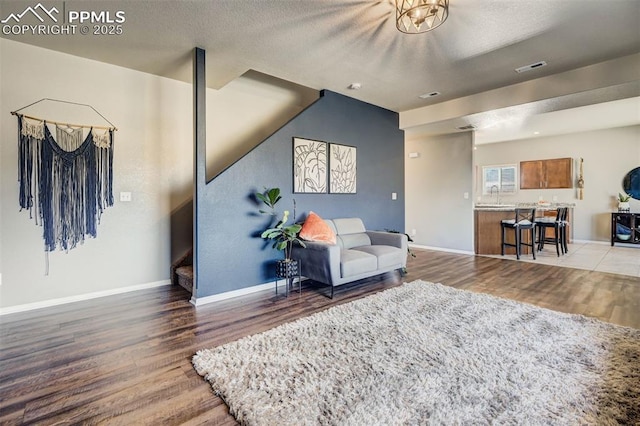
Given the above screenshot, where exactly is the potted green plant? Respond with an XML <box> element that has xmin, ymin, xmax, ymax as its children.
<box><xmin>256</xmin><ymin>187</ymin><xmax>306</xmax><ymax>278</ymax></box>
<box><xmin>618</xmin><ymin>192</ymin><xmax>631</xmax><ymax>212</ymax></box>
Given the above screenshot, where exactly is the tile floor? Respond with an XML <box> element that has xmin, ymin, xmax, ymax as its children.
<box><xmin>485</xmin><ymin>242</ymin><xmax>640</xmax><ymax>277</ymax></box>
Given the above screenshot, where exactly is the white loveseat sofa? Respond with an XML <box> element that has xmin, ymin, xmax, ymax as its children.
<box><xmin>291</xmin><ymin>217</ymin><xmax>408</xmax><ymax>298</ymax></box>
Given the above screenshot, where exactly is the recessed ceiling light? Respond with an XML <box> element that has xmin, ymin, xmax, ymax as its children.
<box><xmin>533</xmin><ymin>131</ymin><xmax>540</xmax><ymax>135</ymax></box>
<box><xmin>456</xmin><ymin>124</ymin><xmax>476</xmax><ymax>131</ymax></box>
<box><xmin>419</xmin><ymin>91</ymin><xmax>440</xmax><ymax>99</ymax></box>
<box><xmin>348</xmin><ymin>83</ymin><xmax>361</xmax><ymax>90</ymax></box>
<box><xmin>515</xmin><ymin>61</ymin><xmax>547</xmax><ymax>73</ymax></box>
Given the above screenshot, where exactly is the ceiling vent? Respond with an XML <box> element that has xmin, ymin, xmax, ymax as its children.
<box><xmin>515</xmin><ymin>61</ymin><xmax>547</xmax><ymax>73</ymax></box>
<box><xmin>457</xmin><ymin>124</ymin><xmax>476</xmax><ymax>131</ymax></box>
<box><xmin>419</xmin><ymin>91</ymin><xmax>440</xmax><ymax>99</ymax></box>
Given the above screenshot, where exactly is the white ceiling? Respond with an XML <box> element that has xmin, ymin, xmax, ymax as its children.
<box><xmin>473</xmin><ymin>97</ymin><xmax>640</xmax><ymax>145</ymax></box>
<box><xmin>1</xmin><ymin>0</ymin><xmax>639</xmax><ymax>139</ymax></box>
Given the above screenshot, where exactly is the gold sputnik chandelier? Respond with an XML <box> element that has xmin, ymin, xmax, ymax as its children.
<box><xmin>395</xmin><ymin>0</ymin><xmax>449</xmax><ymax>34</ymax></box>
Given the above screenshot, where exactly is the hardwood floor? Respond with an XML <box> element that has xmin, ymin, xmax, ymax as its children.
<box><xmin>1</xmin><ymin>249</ymin><xmax>639</xmax><ymax>425</ymax></box>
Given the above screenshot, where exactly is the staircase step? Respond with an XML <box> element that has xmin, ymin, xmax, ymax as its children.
<box><xmin>176</xmin><ymin>265</ymin><xmax>193</xmax><ymax>293</ymax></box>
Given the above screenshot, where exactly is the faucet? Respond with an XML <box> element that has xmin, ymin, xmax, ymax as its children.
<box><xmin>490</xmin><ymin>185</ymin><xmax>500</xmax><ymax>204</ymax></box>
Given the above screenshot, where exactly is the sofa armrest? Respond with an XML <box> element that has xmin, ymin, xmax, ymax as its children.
<box><xmin>291</xmin><ymin>241</ymin><xmax>341</xmax><ymax>286</ymax></box>
<box><xmin>366</xmin><ymin>231</ymin><xmax>408</xmax><ymax>251</ymax></box>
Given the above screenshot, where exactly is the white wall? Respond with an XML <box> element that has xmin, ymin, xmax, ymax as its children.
<box><xmin>405</xmin><ymin>132</ymin><xmax>474</xmax><ymax>252</ymax></box>
<box><xmin>473</xmin><ymin>126</ymin><xmax>640</xmax><ymax>242</ymax></box>
<box><xmin>206</xmin><ymin>71</ymin><xmax>317</xmax><ymax>180</ymax></box>
<box><xmin>0</xmin><ymin>39</ymin><xmax>192</xmax><ymax>309</ymax></box>
<box><xmin>0</xmin><ymin>39</ymin><xmax>314</xmax><ymax>311</ymax></box>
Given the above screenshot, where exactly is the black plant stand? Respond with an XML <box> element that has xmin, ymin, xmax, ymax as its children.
<box><xmin>275</xmin><ymin>259</ymin><xmax>301</xmax><ymax>297</ymax></box>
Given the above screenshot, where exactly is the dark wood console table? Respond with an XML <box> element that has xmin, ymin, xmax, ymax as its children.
<box><xmin>611</xmin><ymin>212</ymin><xmax>640</xmax><ymax>246</ymax></box>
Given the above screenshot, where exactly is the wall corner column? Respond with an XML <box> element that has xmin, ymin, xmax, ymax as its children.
<box><xmin>192</xmin><ymin>47</ymin><xmax>206</xmax><ymax>301</ymax></box>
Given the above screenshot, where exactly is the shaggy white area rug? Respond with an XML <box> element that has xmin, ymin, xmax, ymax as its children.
<box><xmin>193</xmin><ymin>280</ymin><xmax>640</xmax><ymax>425</ymax></box>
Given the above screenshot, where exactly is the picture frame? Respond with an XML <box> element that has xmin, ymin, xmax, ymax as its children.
<box><xmin>329</xmin><ymin>143</ymin><xmax>357</xmax><ymax>194</ymax></box>
<box><xmin>293</xmin><ymin>137</ymin><xmax>327</xmax><ymax>193</ymax></box>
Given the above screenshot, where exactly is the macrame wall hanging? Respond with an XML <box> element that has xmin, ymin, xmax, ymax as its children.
<box><xmin>11</xmin><ymin>98</ymin><xmax>117</xmax><ymax>274</ymax></box>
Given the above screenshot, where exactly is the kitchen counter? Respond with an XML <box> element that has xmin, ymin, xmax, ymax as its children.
<box><xmin>474</xmin><ymin>202</ymin><xmax>576</xmax><ymax>211</ymax></box>
<box><xmin>474</xmin><ymin>203</ymin><xmax>574</xmax><ymax>255</ymax></box>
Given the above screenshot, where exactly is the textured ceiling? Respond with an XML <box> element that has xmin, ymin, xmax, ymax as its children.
<box><xmin>1</xmin><ymin>0</ymin><xmax>639</xmax><ymax>137</ymax></box>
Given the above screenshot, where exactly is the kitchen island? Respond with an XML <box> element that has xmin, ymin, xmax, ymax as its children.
<box><xmin>474</xmin><ymin>203</ymin><xmax>574</xmax><ymax>255</ymax></box>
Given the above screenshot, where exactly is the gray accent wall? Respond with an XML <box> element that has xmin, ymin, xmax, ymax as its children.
<box><xmin>194</xmin><ymin>90</ymin><xmax>405</xmax><ymax>298</ymax></box>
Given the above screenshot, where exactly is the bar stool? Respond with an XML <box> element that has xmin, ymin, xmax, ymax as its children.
<box><xmin>535</xmin><ymin>207</ymin><xmax>568</xmax><ymax>256</ymax></box>
<box><xmin>501</xmin><ymin>208</ymin><xmax>536</xmax><ymax>260</ymax></box>
<box><xmin>560</xmin><ymin>209</ymin><xmax>569</xmax><ymax>254</ymax></box>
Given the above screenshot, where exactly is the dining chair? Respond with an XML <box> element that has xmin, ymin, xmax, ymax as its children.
<box><xmin>536</xmin><ymin>207</ymin><xmax>568</xmax><ymax>256</ymax></box>
<box><xmin>501</xmin><ymin>208</ymin><xmax>537</xmax><ymax>260</ymax></box>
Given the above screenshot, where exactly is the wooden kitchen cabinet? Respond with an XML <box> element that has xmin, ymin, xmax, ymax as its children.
<box><xmin>520</xmin><ymin>160</ymin><xmax>543</xmax><ymax>189</ymax></box>
<box><xmin>545</xmin><ymin>158</ymin><xmax>573</xmax><ymax>188</ymax></box>
<box><xmin>520</xmin><ymin>157</ymin><xmax>573</xmax><ymax>189</ymax></box>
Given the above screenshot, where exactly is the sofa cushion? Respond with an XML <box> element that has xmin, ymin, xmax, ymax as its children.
<box><xmin>332</xmin><ymin>218</ymin><xmax>372</xmax><ymax>249</ymax></box>
<box><xmin>353</xmin><ymin>245</ymin><xmax>404</xmax><ymax>269</ymax></box>
<box><xmin>339</xmin><ymin>233</ymin><xmax>372</xmax><ymax>249</ymax></box>
<box><xmin>299</xmin><ymin>211</ymin><xmax>337</xmax><ymax>244</ymax></box>
<box><xmin>340</xmin><ymin>249</ymin><xmax>377</xmax><ymax>277</ymax></box>
<box><xmin>333</xmin><ymin>218</ymin><xmax>366</xmax><ymax>235</ymax></box>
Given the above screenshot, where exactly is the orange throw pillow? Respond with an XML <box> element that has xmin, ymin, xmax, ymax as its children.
<box><xmin>299</xmin><ymin>211</ymin><xmax>336</xmax><ymax>244</ymax></box>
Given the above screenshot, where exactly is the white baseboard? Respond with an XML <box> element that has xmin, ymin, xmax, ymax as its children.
<box><xmin>409</xmin><ymin>243</ymin><xmax>475</xmax><ymax>256</ymax></box>
<box><xmin>191</xmin><ymin>278</ymin><xmax>294</xmax><ymax>307</ymax></box>
<box><xmin>0</xmin><ymin>280</ymin><xmax>171</xmax><ymax>316</ymax></box>
<box><xmin>571</xmin><ymin>239</ymin><xmax>611</xmax><ymax>245</ymax></box>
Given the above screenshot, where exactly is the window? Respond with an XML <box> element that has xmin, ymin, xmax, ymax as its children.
<box><xmin>482</xmin><ymin>165</ymin><xmax>517</xmax><ymax>195</ymax></box>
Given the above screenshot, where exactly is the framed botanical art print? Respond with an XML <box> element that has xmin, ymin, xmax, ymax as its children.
<box><xmin>329</xmin><ymin>143</ymin><xmax>356</xmax><ymax>194</ymax></box>
<box><xmin>293</xmin><ymin>137</ymin><xmax>327</xmax><ymax>193</ymax></box>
